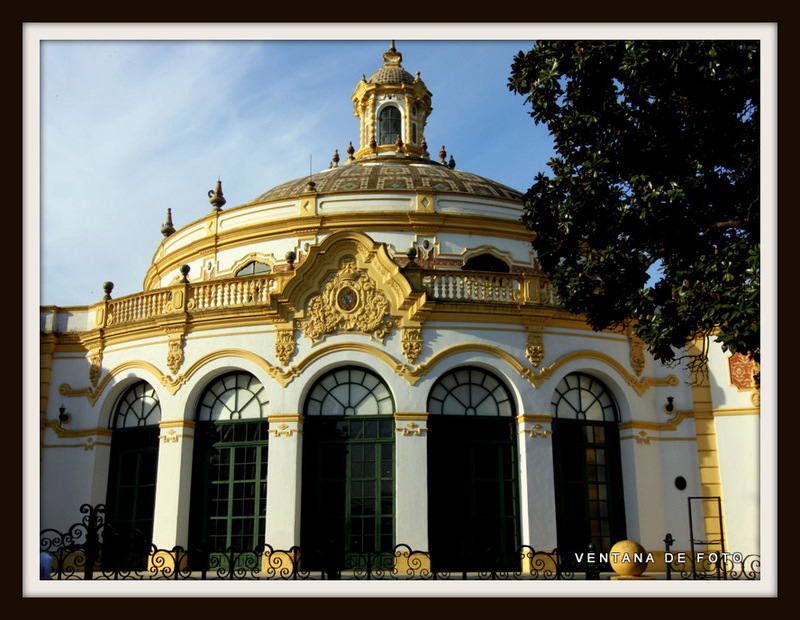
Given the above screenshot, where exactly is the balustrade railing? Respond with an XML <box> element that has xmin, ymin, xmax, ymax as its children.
<box><xmin>97</xmin><ymin>269</ymin><xmax>559</xmax><ymax>329</ymax></box>
<box><xmin>421</xmin><ymin>270</ymin><xmax>560</xmax><ymax>306</ymax></box>
<box><xmin>106</xmin><ymin>290</ymin><xmax>172</xmax><ymax>326</ymax></box>
<box><xmin>190</xmin><ymin>275</ymin><xmax>274</xmax><ymax>311</ymax></box>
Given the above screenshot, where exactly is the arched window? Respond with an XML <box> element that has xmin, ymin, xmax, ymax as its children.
<box><xmin>551</xmin><ymin>372</ymin><xmax>626</xmax><ymax>563</ymax></box>
<box><xmin>426</xmin><ymin>367</ymin><xmax>519</xmax><ymax>571</ymax></box>
<box><xmin>235</xmin><ymin>261</ymin><xmax>271</xmax><ymax>277</ymax></box>
<box><xmin>301</xmin><ymin>367</ymin><xmax>395</xmax><ymax>571</ymax></box>
<box><xmin>462</xmin><ymin>253</ymin><xmax>511</xmax><ymax>273</ymax></box>
<box><xmin>378</xmin><ymin>105</ymin><xmax>401</xmax><ymax>145</ymax></box>
<box><xmin>197</xmin><ymin>371</ymin><xmax>268</xmax><ymax>421</ymax></box>
<box><xmin>189</xmin><ymin>372</ymin><xmax>270</xmax><ymax>560</ymax></box>
<box><xmin>552</xmin><ymin>372</ymin><xmax>619</xmax><ymax>422</ymax></box>
<box><xmin>427</xmin><ymin>366</ymin><xmax>514</xmax><ymax>416</ymax></box>
<box><xmin>105</xmin><ymin>381</ymin><xmax>162</xmax><ymax>563</ymax></box>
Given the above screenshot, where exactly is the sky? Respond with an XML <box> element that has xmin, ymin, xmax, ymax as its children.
<box><xmin>32</xmin><ymin>28</ymin><xmax>560</xmax><ymax>307</ymax></box>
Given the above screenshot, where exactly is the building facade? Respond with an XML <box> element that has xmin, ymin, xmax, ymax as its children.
<box><xmin>39</xmin><ymin>43</ymin><xmax>761</xmax><ymax>574</ymax></box>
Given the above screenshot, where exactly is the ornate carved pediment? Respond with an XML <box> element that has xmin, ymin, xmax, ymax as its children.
<box><xmin>275</xmin><ymin>231</ymin><xmax>429</xmax><ymax>364</ymax></box>
<box><xmin>303</xmin><ymin>257</ymin><xmax>394</xmax><ymax>342</ymax></box>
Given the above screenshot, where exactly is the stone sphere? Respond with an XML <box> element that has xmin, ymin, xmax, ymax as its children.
<box><xmin>609</xmin><ymin>540</ymin><xmax>648</xmax><ymax>577</ymax></box>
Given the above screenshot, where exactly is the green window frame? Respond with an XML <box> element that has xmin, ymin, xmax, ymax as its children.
<box><xmin>301</xmin><ymin>367</ymin><xmax>395</xmax><ymax>572</ymax></box>
<box><xmin>551</xmin><ymin>372</ymin><xmax>627</xmax><ymax>563</ymax></box>
<box><xmin>426</xmin><ymin>367</ymin><xmax>520</xmax><ymax>572</ymax></box>
<box><xmin>189</xmin><ymin>372</ymin><xmax>270</xmax><ymax>561</ymax></box>
<box><xmin>104</xmin><ymin>381</ymin><xmax>161</xmax><ymax>567</ymax></box>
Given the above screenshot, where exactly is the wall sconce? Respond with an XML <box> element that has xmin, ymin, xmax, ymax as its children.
<box><xmin>58</xmin><ymin>405</ymin><xmax>71</xmax><ymax>429</ymax></box>
<box><xmin>664</xmin><ymin>397</ymin><xmax>675</xmax><ymax>414</ymax></box>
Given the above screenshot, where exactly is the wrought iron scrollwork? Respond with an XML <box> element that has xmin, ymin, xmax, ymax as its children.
<box><xmin>41</xmin><ymin>506</ymin><xmax>761</xmax><ymax>581</ymax></box>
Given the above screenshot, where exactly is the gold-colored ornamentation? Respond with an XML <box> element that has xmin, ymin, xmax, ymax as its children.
<box><xmin>526</xmin><ymin>331</ymin><xmax>545</xmax><ymax>368</ymax></box>
<box><xmin>401</xmin><ymin>327</ymin><xmax>423</xmax><ymax>364</ymax></box>
<box><xmin>635</xmin><ymin>430</ymin><xmax>651</xmax><ymax>445</ymax></box>
<box><xmin>275</xmin><ymin>329</ymin><xmax>296</xmax><ymax>366</ymax></box>
<box><xmin>160</xmin><ymin>429</ymin><xmax>179</xmax><ymax>444</ymax></box>
<box><xmin>166</xmin><ymin>336</ymin><xmax>184</xmax><ymax>375</ymax></box>
<box><xmin>397</xmin><ymin>421</ymin><xmax>427</xmax><ymax>436</ymax></box>
<box><xmin>89</xmin><ymin>352</ymin><xmax>102</xmax><ymax>387</ymax></box>
<box><xmin>729</xmin><ymin>353</ymin><xmax>759</xmax><ymax>391</ymax></box>
<box><xmin>269</xmin><ymin>423</ymin><xmax>301</xmax><ymax>438</ymax></box>
<box><xmin>303</xmin><ymin>257</ymin><xmax>394</xmax><ymax>342</ymax></box>
<box><xmin>524</xmin><ymin>423</ymin><xmax>552</xmax><ymax>439</ymax></box>
<box><xmin>630</xmin><ymin>338</ymin><xmax>645</xmax><ymax>377</ymax></box>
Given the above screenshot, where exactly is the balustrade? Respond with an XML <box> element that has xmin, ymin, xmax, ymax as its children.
<box><xmin>99</xmin><ymin>269</ymin><xmax>558</xmax><ymax>329</ymax></box>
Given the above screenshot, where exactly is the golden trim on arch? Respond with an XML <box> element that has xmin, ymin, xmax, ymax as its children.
<box><xmin>408</xmin><ymin>345</ymin><xmax>678</xmax><ymax>395</ymax></box>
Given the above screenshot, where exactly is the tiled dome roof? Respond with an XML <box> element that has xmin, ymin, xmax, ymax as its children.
<box><xmin>251</xmin><ymin>160</ymin><xmax>523</xmax><ymax>203</ymax></box>
<box><xmin>367</xmin><ymin>65</ymin><xmax>415</xmax><ymax>84</ymax></box>
<box><xmin>365</xmin><ymin>42</ymin><xmax>416</xmax><ymax>85</ymax></box>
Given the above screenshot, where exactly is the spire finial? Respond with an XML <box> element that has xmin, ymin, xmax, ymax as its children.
<box><xmin>208</xmin><ymin>178</ymin><xmax>226</xmax><ymax>212</ymax></box>
<box><xmin>389</xmin><ymin>40</ymin><xmax>396</xmax><ymax>51</ymax></box>
<box><xmin>161</xmin><ymin>208</ymin><xmax>175</xmax><ymax>237</ymax></box>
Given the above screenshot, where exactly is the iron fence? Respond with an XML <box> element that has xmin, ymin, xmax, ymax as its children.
<box><xmin>40</xmin><ymin>504</ymin><xmax>760</xmax><ymax>581</ymax></box>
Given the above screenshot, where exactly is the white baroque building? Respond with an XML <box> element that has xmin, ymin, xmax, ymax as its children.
<box><xmin>39</xmin><ymin>43</ymin><xmax>761</xmax><ymax>575</ymax></box>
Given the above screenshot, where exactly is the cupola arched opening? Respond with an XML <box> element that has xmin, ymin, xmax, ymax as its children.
<box><xmin>378</xmin><ymin>104</ymin><xmax>402</xmax><ymax>145</ymax></box>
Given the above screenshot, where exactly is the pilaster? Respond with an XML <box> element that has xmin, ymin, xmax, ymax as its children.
<box><xmin>516</xmin><ymin>414</ymin><xmax>558</xmax><ymax>550</ymax></box>
<box><xmin>151</xmin><ymin>419</ymin><xmax>196</xmax><ymax>549</ymax></box>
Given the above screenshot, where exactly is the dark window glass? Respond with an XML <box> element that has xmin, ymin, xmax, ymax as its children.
<box><xmin>379</xmin><ymin>106</ymin><xmax>401</xmax><ymax>145</ymax></box>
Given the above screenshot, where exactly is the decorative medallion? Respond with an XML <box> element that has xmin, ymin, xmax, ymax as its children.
<box><xmin>337</xmin><ymin>286</ymin><xmax>358</xmax><ymax>312</ymax></box>
<box><xmin>303</xmin><ymin>257</ymin><xmax>394</xmax><ymax>342</ymax></box>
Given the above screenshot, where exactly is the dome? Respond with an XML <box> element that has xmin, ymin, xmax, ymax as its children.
<box><xmin>366</xmin><ymin>65</ymin><xmax>415</xmax><ymax>84</ymax></box>
<box><xmin>365</xmin><ymin>42</ymin><xmax>416</xmax><ymax>85</ymax></box>
<box><xmin>251</xmin><ymin>160</ymin><xmax>523</xmax><ymax>203</ymax></box>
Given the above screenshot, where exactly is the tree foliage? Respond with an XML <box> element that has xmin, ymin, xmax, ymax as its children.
<box><xmin>508</xmin><ymin>40</ymin><xmax>760</xmax><ymax>365</ymax></box>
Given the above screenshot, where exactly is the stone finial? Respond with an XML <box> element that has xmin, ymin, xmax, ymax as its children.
<box><xmin>448</xmin><ymin>155</ymin><xmax>456</xmax><ymax>169</ymax></box>
<box><xmin>180</xmin><ymin>264</ymin><xmax>190</xmax><ymax>283</ymax></box>
<box><xmin>332</xmin><ymin>149</ymin><xmax>340</xmax><ymax>168</ymax></box>
<box><xmin>208</xmin><ymin>179</ymin><xmax>226</xmax><ymax>212</ymax></box>
<box><xmin>102</xmin><ymin>281</ymin><xmax>114</xmax><ymax>300</ymax></box>
<box><xmin>346</xmin><ymin>141</ymin><xmax>355</xmax><ymax>162</ymax></box>
<box><xmin>161</xmin><ymin>208</ymin><xmax>175</xmax><ymax>237</ymax></box>
<box><xmin>439</xmin><ymin>145</ymin><xmax>447</xmax><ymax>164</ymax></box>
<box><xmin>370</xmin><ymin>135</ymin><xmax>377</xmax><ymax>154</ymax></box>
<box><xmin>395</xmin><ymin>134</ymin><xmax>403</xmax><ymax>153</ymax></box>
<box><xmin>421</xmin><ymin>139</ymin><xmax>429</xmax><ymax>158</ymax></box>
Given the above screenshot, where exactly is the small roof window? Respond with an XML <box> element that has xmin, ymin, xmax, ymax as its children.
<box><xmin>235</xmin><ymin>261</ymin><xmax>272</xmax><ymax>277</ymax></box>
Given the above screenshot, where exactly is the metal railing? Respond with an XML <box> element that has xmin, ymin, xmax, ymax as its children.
<box><xmin>40</xmin><ymin>505</ymin><xmax>761</xmax><ymax>582</ymax></box>
<box><xmin>40</xmin><ymin>505</ymin><xmax>594</xmax><ymax>581</ymax></box>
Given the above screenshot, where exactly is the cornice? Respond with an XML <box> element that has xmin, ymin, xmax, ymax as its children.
<box><xmin>145</xmin><ymin>208</ymin><xmax>532</xmax><ymax>290</ymax></box>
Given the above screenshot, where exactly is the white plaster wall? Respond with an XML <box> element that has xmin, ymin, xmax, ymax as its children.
<box><xmin>716</xmin><ymin>413</ymin><xmax>760</xmax><ymax>557</ymax></box>
<box><xmin>658</xmin><ymin>434</ymin><xmax>704</xmax><ymax>552</ymax></box>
